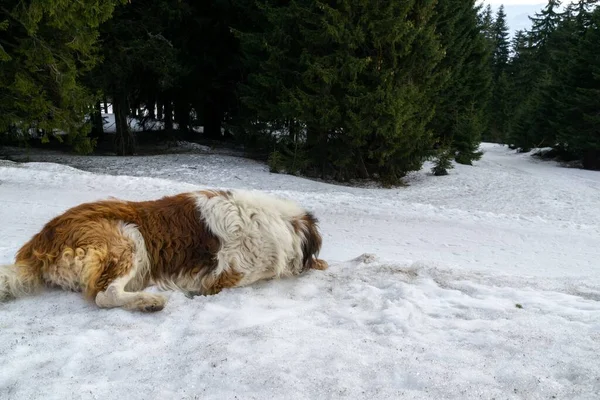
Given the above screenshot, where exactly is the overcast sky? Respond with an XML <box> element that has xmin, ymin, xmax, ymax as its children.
<box><xmin>480</xmin><ymin>1</ymin><xmax>548</xmax><ymax>34</ymax></box>
<box><xmin>485</xmin><ymin>0</ymin><xmax>544</xmax><ymax>4</ymax></box>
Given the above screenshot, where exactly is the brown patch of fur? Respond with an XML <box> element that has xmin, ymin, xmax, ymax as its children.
<box><xmin>291</xmin><ymin>219</ymin><xmax>302</xmax><ymax>234</ymax></box>
<box><xmin>17</xmin><ymin>218</ymin><xmax>138</xmax><ymax>298</ymax></box>
<box><xmin>133</xmin><ymin>194</ymin><xmax>220</xmax><ymax>288</ymax></box>
<box><xmin>294</xmin><ymin>212</ymin><xmax>323</xmax><ymax>272</ymax></box>
<box><xmin>15</xmin><ymin>193</ymin><xmax>221</xmax><ymax>300</ymax></box>
<box><xmin>202</xmin><ymin>269</ymin><xmax>244</xmax><ymax>295</ymax></box>
<box><xmin>311</xmin><ymin>259</ymin><xmax>329</xmax><ymax>270</ymax></box>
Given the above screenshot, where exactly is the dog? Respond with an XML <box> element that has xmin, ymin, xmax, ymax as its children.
<box><xmin>0</xmin><ymin>189</ymin><xmax>327</xmax><ymax>312</ymax></box>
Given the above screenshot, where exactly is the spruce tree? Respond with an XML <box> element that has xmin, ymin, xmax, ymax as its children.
<box><xmin>0</xmin><ymin>0</ymin><xmax>124</xmax><ymax>152</ymax></box>
<box><xmin>551</xmin><ymin>3</ymin><xmax>600</xmax><ymax>168</ymax></box>
<box><xmin>91</xmin><ymin>0</ymin><xmax>181</xmax><ymax>154</ymax></box>
<box><xmin>238</xmin><ymin>0</ymin><xmax>444</xmax><ymax>184</ymax></box>
<box><xmin>508</xmin><ymin>0</ymin><xmax>564</xmax><ymax>151</ymax></box>
<box><xmin>505</xmin><ymin>30</ymin><xmax>535</xmax><ymax>150</ymax></box>
<box><xmin>529</xmin><ymin>0</ymin><xmax>564</xmax><ymax>48</ymax></box>
<box><xmin>429</xmin><ymin>0</ymin><xmax>491</xmax><ymax>173</ymax></box>
<box><xmin>492</xmin><ymin>6</ymin><xmax>511</xmax><ymax>80</ymax></box>
<box><xmin>481</xmin><ymin>4</ymin><xmax>496</xmax><ymax>42</ymax></box>
<box><xmin>488</xmin><ymin>5</ymin><xmax>511</xmax><ymax>142</ymax></box>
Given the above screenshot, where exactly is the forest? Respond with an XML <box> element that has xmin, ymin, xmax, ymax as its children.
<box><xmin>1</xmin><ymin>0</ymin><xmax>599</xmax><ymax>184</ymax></box>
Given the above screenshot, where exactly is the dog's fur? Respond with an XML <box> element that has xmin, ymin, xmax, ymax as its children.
<box><xmin>0</xmin><ymin>189</ymin><xmax>327</xmax><ymax>312</ymax></box>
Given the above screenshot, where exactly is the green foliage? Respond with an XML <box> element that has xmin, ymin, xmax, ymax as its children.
<box><xmin>486</xmin><ymin>5</ymin><xmax>512</xmax><ymax>143</ymax></box>
<box><xmin>7</xmin><ymin>0</ymin><xmax>598</xmax><ymax>181</ymax></box>
<box><xmin>0</xmin><ymin>0</ymin><xmax>124</xmax><ymax>153</ymax></box>
<box><xmin>432</xmin><ymin>146</ymin><xmax>454</xmax><ymax>176</ymax></box>
<box><xmin>507</xmin><ymin>0</ymin><xmax>564</xmax><ymax>150</ymax></box>
<box><xmin>267</xmin><ymin>150</ymin><xmax>285</xmax><ymax>174</ymax></box>
<box><xmin>552</xmin><ymin>4</ymin><xmax>600</xmax><ymax>168</ymax></box>
<box><xmin>492</xmin><ymin>5</ymin><xmax>511</xmax><ymax>79</ymax></box>
<box><xmin>500</xmin><ymin>0</ymin><xmax>600</xmax><ymax>170</ymax></box>
<box><xmin>266</xmin><ymin>125</ymin><xmax>312</xmax><ymax>176</ymax></box>
<box><xmin>89</xmin><ymin>0</ymin><xmax>183</xmax><ymax>154</ymax></box>
<box><xmin>454</xmin><ymin>105</ymin><xmax>485</xmax><ymax>165</ymax></box>
<box><xmin>429</xmin><ymin>0</ymin><xmax>491</xmax><ymax>165</ymax></box>
<box><xmin>237</xmin><ymin>0</ymin><xmax>445</xmax><ymax>184</ymax></box>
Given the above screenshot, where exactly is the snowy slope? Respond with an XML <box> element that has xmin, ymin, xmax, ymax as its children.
<box><xmin>1</xmin><ymin>143</ymin><xmax>599</xmax><ymax>399</ymax></box>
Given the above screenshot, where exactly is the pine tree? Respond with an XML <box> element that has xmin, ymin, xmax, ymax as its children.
<box><xmin>91</xmin><ymin>0</ymin><xmax>182</xmax><ymax>154</ymax></box>
<box><xmin>492</xmin><ymin>6</ymin><xmax>510</xmax><ymax>80</ymax></box>
<box><xmin>551</xmin><ymin>2</ymin><xmax>600</xmax><ymax>168</ymax></box>
<box><xmin>238</xmin><ymin>0</ymin><xmax>444</xmax><ymax>184</ymax></box>
<box><xmin>488</xmin><ymin>5</ymin><xmax>511</xmax><ymax>142</ymax></box>
<box><xmin>429</xmin><ymin>0</ymin><xmax>491</xmax><ymax>173</ymax></box>
<box><xmin>529</xmin><ymin>0</ymin><xmax>563</xmax><ymax>48</ymax></box>
<box><xmin>0</xmin><ymin>0</ymin><xmax>124</xmax><ymax>152</ymax></box>
<box><xmin>481</xmin><ymin>4</ymin><xmax>495</xmax><ymax>42</ymax></box>
<box><xmin>505</xmin><ymin>30</ymin><xmax>534</xmax><ymax>149</ymax></box>
<box><xmin>168</xmin><ymin>1</ymin><xmax>244</xmax><ymax>141</ymax></box>
<box><xmin>508</xmin><ymin>0</ymin><xmax>564</xmax><ymax>151</ymax></box>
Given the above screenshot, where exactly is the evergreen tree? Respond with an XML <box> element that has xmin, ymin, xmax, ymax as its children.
<box><xmin>529</xmin><ymin>0</ymin><xmax>563</xmax><ymax>48</ymax></box>
<box><xmin>551</xmin><ymin>2</ymin><xmax>600</xmax><ymax>168</ymax></box>
<box><xmin>91</xmin><ymin>0</ymin><xmax>181</xmax><ymax>155</ymax></box>
<box><xmin>488</xmin><ymin>5</ymin><xmax>511</xmax><ymax>142</ymax></box>
<box><xmin>505</xmin><ymin>30</ymin><xmax>533</xmax><ymax>149</ymax></box>
<box><xmin>169</xmin><ymin>1</ymin><xmax>244</xmax><ymax>141</ymax></box>
<box><xmin>492</xmin><ymin>6</ymin><xmax>511</xmax><ymax>80</ymax></box>
<box><xmin>238</xmin><ymin>0</ymin><xmax>444</xmax><ymax>184</ymax></box>
<box><xmin>481</xmin><ymin>4</ymin><xmax>496</xmax><ymax>42</ymax></box>
<box><xmin>508</xmin><ymin>0</ymin><xmax>564</xmax><ymax>151</ymax></box>
<box><xmin>505</xmin><ymin>0</ymin><xmax>600</xmax><ymax>170</ymax></box>
<box><xmin>429</xmin><ymin>0</ymin><xmax>491</xmax><ymax>174</ymax></box>
<box><xmin>0</xmin><ymin>0</ymin><xmax>124</xmax><ymax>152</ymax></box>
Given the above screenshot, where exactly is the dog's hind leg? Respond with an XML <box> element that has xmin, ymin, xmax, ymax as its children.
<box><xmin>311</xmin><ymin>258</ymin><xmax>329</xmax><ymax>270</ymax></box>
<box><xmin>95</xmin><ymin>269</ymin><xmax>166</xmax><ymax>312</ymax></box>
<box><xmin>92</xmin><ymin>222</ymin><xmax>165</xmax><ymax>312</ymax></box>
<box><xmin>201</xmin><ymin>268</ymin><xmax>244</xmax><ymax>296</ymax></box>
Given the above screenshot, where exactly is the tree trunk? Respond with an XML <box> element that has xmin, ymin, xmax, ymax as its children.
<box><xmin>174</xmin><ymin>100</ymin><xmax>191</xmax><ymax>139</ymax></box>
<box><xmin>306</xmin><ymin>125</ymin><xmax>327</xmax><ymax>178</ymax></box>
<box><xmin>356</xmin><ymin>153</ymin><xmax>369</xmax><ymax>179</ymax></box>
<box><xmin>203</xmin><ymin>100</ymin><xmax>222</xmax><ymax>140</ymax></box>
<box><xmin>157</xmin><ymin>99</ymin><xmax>164</xmax><ymax>121</ymax></box>
<box><xmin>147</xmin><ymin>96</ymin><xmax>156</xmax><ymax>120</ymax></box>
<box><xmin>90</xmin><ymin>101</ymin><xmax>105</xmax><ymax>143</ymax></box>
<box><xmin>163</xmin><ymin>97</ymin><xmax>174</xmax><ymax>140</ymax></box>
<box><xmin>103</xmin><ymin>97</ymin><xmax>109</xmax><ymax>114</ymax></box>
<box><xmin>113</xmin><ymin>93</ymin><xmax>135</xmax><ymax>156</ymax></box>
<box><xmin>582</xmin><ymin>149</ymin><xmax>600</xmax><ymax>170</ymax></box>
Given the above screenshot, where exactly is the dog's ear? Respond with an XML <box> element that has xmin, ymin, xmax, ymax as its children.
<box><xmin>299</xmin><ymin>212</ymin><xmax>323</xmax><ymax>270</ymax></box>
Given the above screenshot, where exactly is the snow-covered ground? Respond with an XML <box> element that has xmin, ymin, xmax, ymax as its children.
<box><xmin>1</xmin><ymin>143</ymin><xmax>599</xmax><ymax>399</ymax></box>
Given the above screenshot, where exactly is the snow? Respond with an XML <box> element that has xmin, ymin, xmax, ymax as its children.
<box><xmin>100</xmin><ymin>113</ymin><xmax>208</xmax><ymax>136</ymax></box>
<box><xmin>1</xmin><ymin>143</ymin><xmax>599</xmax><ymax>399</ymax></box>
<box><xmin>101</xmin><ymin>113</ymin><xmax>179</xmax><ymax>133</ymax></box>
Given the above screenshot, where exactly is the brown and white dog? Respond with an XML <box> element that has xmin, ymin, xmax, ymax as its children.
<box><xmin>0</xmin><ymin>189</ymin><xmax>327</xmax><ymax>312</ymax></box>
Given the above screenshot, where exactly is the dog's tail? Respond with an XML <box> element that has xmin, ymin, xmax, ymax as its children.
<box><xmin>0</xmin><ymin>262</ymin><xmax>43</xmax><ymax>302</ymax></box>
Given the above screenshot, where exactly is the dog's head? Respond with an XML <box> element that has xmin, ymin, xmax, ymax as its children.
<box><xmin>293</xmin><ymin>212</ymin><xmax>326</xmax><ymax>273</ymax></box>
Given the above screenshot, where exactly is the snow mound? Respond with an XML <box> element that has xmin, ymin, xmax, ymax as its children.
<box><xmin>0</xmin><ymin>257</ymin><xmax>598</xmax><ymax>399</ymax></box>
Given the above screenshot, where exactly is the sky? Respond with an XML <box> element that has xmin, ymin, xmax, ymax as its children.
<box><xmin>482</xmin><ymin>1</ymin><xmax>548</xmax><ymax>34</ymax></box>
<box><xmin>486</xmin><ymin>0</ymin><xmax>543</xmax><ymax>4</ymax></box>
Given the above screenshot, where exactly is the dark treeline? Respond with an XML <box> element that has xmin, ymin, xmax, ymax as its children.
<box><xmin>484</xmin><ymin>0</ymin><xmax>600</xmax><ymax>170</ymax></box>
<box><xmin>1</xmin><ymin>0</ymin><xmax>599</xmax><ymax>184</ymax></box>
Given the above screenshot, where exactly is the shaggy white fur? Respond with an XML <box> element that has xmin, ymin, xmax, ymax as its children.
<box><xmin>193</xmin><ymin>190</ymin><xmax>308</xmax><ymax>287</ymax></box>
